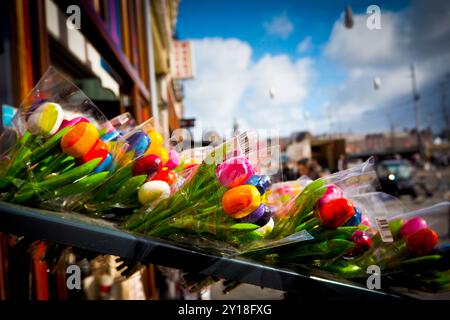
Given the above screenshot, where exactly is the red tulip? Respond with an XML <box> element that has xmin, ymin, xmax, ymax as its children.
<box><xmin>77</xmin><ymin>139</ymin><xmax>109</xmax><ymax>164</ymax></box>
<box><xmin>133</xmin><ymin>154</ymin><xmax>162</xmax><ymax>179</ymax></box>
<box><xmin>151</xmin><ymin>167</ymin><xmax>177</xmax><ymax>185</ymax></box>
<box><xmin>317</xmin><ymin>198</ymin><xmax>355</xmax><ymax>229</ymax></box>
<box><xmin>346</xmin><ymin>231</ymin><xmax>372</xmax><ymax>257</ymax></box>
<box><xmin>406</xmin><ymin>228</ymin><xmax>438</xmax><ymax>256</ymax></box>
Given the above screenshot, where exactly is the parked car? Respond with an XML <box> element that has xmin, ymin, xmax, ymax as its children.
<box><xmin>377</xmin><ymin>160</ymin><xmax>417</xmax><ymax>198</ymax></box>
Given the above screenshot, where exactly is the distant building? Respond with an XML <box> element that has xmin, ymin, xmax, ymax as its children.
<box><xmin>0</xmin><ymin>0</ymin><xmax>188</xmax><ymax>138</ymax></box>
<box><xmin>285</xmin><ymin>131</ymin><xmax>312</xmax><ymax>162</ymax></box>
<box><xmin>344</xmin><ymin>129</ymin><xmax>433</xmax><ymax>158</ymax></box>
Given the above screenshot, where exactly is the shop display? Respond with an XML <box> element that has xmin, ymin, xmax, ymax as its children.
<box><xmin>0</xmin><ymin>68</ymin><xmax>448</xmax><ymax>299</ymax></box>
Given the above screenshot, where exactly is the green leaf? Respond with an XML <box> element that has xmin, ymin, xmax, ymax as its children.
<box><xmin>230</xmin><ymin>223</ymin><xmax>260</xmax><ymax>231</ymax></box>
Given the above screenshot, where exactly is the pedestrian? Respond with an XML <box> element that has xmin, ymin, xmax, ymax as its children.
<box><xmin>338</xmin><ymin>154</ymin><xmax>347</xmax><ymax>171</ymax></box>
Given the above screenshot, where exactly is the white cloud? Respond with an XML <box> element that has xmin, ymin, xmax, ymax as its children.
<box><xmin>296</xmin><ymin>36</ymin><xmax>312</xmax><ymax>53</ymax></box>
<box><xmin>182</xmin><ymin>38</ymin><xmax>251</xmax><ymax>132</ymax></box>
<box><xmin>183</xmin><ymin>38</ymin><xmax>313</xmax><ymax>136</ymax></box>
<box><xmin>183</xmin><ymin>0</ymin><xmax>450</xmax><ymax>137</ymax></box>
<box><xmin>263</xmin><ymin>13</ymin><xmax>294</xmax><ymax>39</ymax></box>
<box><xmin>320</xmin><ymin>0</ymin><xmax>450</xmax><ymax>133</ymax></box>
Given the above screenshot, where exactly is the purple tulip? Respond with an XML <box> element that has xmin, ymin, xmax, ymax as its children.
<box><xmin>236</xmin><ymin>204</ymin><xmax>271</xmax><ymax>227</ymax></box>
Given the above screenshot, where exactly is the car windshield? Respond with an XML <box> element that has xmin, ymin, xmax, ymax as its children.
<box><xmin>384</xmin><ymin>163</ymin><xmax>412</xmax><ymax>179</ymax></box>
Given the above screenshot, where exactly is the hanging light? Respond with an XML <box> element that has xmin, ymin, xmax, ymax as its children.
<box><xmin>373</xmin><ymin>77</ymin><xmax>381</xmax><ymax>90</ymax></box>
<box><xmin>344</xmin><ymin>5</ymin><xmax>354</xmax><ymax>29</ymax></box>
<box><xmin>269</xmin><ymin>87</ymin><xmax>277</xmax><ymax>99</ymax></box>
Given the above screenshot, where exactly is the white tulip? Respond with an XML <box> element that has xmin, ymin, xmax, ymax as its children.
<box><xmin>28</xmin><ymin>102</ymin><xmax>64</xmax><ymax>136</ymax></box>
<box><xmin>138</xmin><ymin>180</ymin><xmax>171</xmax><ymax>205</ymax></box>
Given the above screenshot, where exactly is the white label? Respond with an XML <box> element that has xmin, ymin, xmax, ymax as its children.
<box><xmin>375</xmin><ymin>217</ymin><xmax>393</xmax><ymax>242</ymax></box>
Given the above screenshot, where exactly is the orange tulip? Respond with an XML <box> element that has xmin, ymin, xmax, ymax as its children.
<box><xmin>222</xmin><ymin>185</ymin><xmax>261</xmax><ymax>219</ymax></box>
<box><xmin>61</xmin><ymin>122</ymin><xmax>99</xmax><ymax>158</ymax></box>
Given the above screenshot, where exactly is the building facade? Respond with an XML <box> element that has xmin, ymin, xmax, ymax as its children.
<box><xmin>0</xmin><ymin>0</ymin><xmax>186</xmax><ymax>139</ymax></box>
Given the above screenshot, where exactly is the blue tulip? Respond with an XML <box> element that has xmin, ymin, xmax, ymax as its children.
<box><xmin>345</xmin><ymin>207</ymin><xmax>362</xmax><ymax>226</ymax></box>
<box><xmin>93</xmin><ymin>153</ymin><xmax>113</xmax><ymax>173</ymax></box>
<box><xmin>126</xmin><ymin>130</ymin><xmax>151</xmax><ymax>158</ymax></box>
<box><xmin>244</xmin><ymin>175</ymin><xmax>272</xmax><ymax>195</ymax></box>
<box><xmin>101</xmin><ymin>130</ymin><xmax>121</xmax><ymax>142</ymax></box>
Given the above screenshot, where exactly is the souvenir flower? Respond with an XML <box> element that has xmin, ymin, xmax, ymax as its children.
<box><xmin>345</xmin><ymin>207</ymin><xmax>362</xmax><ymax>226</ymax></box>
<box><xmin>216</xmin><ymin>156</ymin><xmax>254</xmax><ymax>188</ymax></box>
<box><xmin>166</xmin><ymin>149</ymin><xmax>180</xmax><ymax>170</ymax></box>
<box><xmin>244</xmin><ymin>175</ymin><xmax>271</xmax><ymax>195</ymax></box>
<box><xmin>346</xmin><ymin>230</ymin><xmax>372</xmax><ymax>257</ymax></box>
<box><xmin>27</xmin><ymin>102</ymin><xmax>64</xmax><ymax>136</ymax></box>
<box><xmin>145</xmin><ymin>144</ymin><xmax>169</xmax><ymax>164</ymax></box>
<box><xmin>236</xmin><ymin>203</ymin><xmax>272</xmax><ymax>227</ymax></box>
<box><xmin>222</xmin><ymin>185</ymin><xmax>261</xmax><ymax>219</ymax></box>
<box><xmin>317</xmin><ymin>184</ymin><xmax>343</xmax><ymax>207</ymax></box>
<box><xmin>132</xmin><ymin>154</ymin><xmax>163</xmax><ymax>179</ymax></box>
<box><xmin>59</xmin><ymin>116</ymin><xmax>88</xmax><ymax>130</ymax></box>
<box><xmin>126</xmin><ymin>130</ymin><xmax>151</xmax><ymax>158</ymax></box>
<box><xmin>93</xmin><ymin>153</ymin><xmax>113</xmax><ymax>173</ymax></box>
<box><xmin>151</xmin><ymin>167</ymin><xmax>178</xmax><ymax>185</ymax></box>
<box><xmin>101</xmin><ymin>129</ymin><xmax>121</xmax><ymax>142</ymax></box>
<box><xmin>61</xmin><ymin>122</ymin><xmax>99</xmax><ymax>158</ymax></box>
<box><xmin>77</xmin><ymin>139</ymin><xmax>109</xmax><ymax>164</ymax></box>
<box><xmin>317</xmin><ymin>198</ymin><xmax>355</xmax><ymax>229</ymax></box>
<box><xmin>138</xmin><ymin>180</ymin><xmax>171</xmax><ymax>205</ymax></box>
<box><xmin>253</xmin><ymin>218</ymin><xmax>275</xmax><ymax>237</ymax></box>
<box><xmin>406</xmin><ymin>228</ymin><xmax>438</xmax><ymax>256</ymax></box>
<box><xmin>148</xmin><ymin>130</ymin><xmax>164</xmax><ymax>146</ymax></box>
<box><xmin>399</xmin><ymin>217</ymin><xmax>428</xmax><ymax>238</ymax></box>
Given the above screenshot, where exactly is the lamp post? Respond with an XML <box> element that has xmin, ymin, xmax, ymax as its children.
<box><xmin>410</xmin><ymin>64</ymin><xmax>424</xmax><ymax>158</ymax></box>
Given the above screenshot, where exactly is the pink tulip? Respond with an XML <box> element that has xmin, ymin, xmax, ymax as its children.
<box><xmin>59</xmin><ymin>116</ymin><xmax>89</xmax><ymax>130</ymax></box>
<box><xmin>360</xmin><ymin>214</ymin><xmax>372</xmax><ymax>227</ymax></box>
<box><xmin>216</xmin><ymin>156</ymin><xmax>254</xmax><ymax>188</ymax></box>
<box><xmin>317</xmin><ymin>184</ymin><xmax>343</xmax><ymax>207</ymax></box>
<box><xmin>166</xmin><ymin>149</ymin><xmax>180</xmax><ymax>170</ymax></box>
<box><xmin>399</xmin><ymin>216</ymin><xmax>428</xmax><ymax>238</ymax></box>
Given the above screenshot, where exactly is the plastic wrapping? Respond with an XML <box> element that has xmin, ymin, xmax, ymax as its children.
<box><xmin>0</xmin><ymin>68</ymin><xmax>119</xmax><ymax>210</ymax></box>
<box><xmin>233</xmin><ymin>159</ymin><xmax>389</xmax><ymax>278</ymax></box>
<box><xmin>123</xmin><ymin>131</ymin><xmax>280</xmax><ymax>254</ymax></box>
<box><xmin>79</xmin><ymin>117</ymin><xmax>182</xmax><ymax>219</ymax></box>
<box><xmin>241</xmin><ymin>164</ymin><xmax>449</xmax><ymax>295</ymax></box>
<box><xmin>324</xmin><ymin>201</ymin><xmax>450</xmax><ymax>293</ymax></box>
<box><xmin>265</xmin><ymin>178</ymin><xmax>310</xmax><ymax>216</ymax></box>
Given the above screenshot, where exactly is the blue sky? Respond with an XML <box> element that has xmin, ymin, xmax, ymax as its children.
<box><xmin>176</xmin><ymin>0</ymin><xmax>450</xmax><ymax>136</ymax></box>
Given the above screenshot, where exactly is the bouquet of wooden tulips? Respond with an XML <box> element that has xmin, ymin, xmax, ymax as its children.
<box><xmin>124</xmin><ymin>132</ymin><xmax>282</xmax><ymax>252</ymax></box>
<box><xmin>239</xmin><ymin>159</ymin><xmax>377</xmax><ymax>265</ymax></box>
<box><xmin>238</xmin><ymin>164</ymin><xmax>449</xmax><ymax>294</ymax></box>
<box><xmin>80</xmin><ymin>117</ymin><xmax>182</xmax><ymax>218</ymax></box>
<box><xmin>0</xmin><ymin>68</ymin><xmax>125</xmax><ymax>207</ymax></box>
<box><xmin>0</xmin><ymin>68</ymin><xmax>184</xmax><ymax>218</ymax></box>
<box><xmin>325</xmin><ymin>199</ymin><xmax>450</xmax><ymax>293</ymax></box>
<box><xmin>1</xmin><ymin>68</ymin><xmax>448</xmax><ymax>296</ymax></box>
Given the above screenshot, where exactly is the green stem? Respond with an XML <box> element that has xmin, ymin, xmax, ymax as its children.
<box><xmin>33</xmin><ymin>152</ymin><xmax>67</xmax><ymax>181</ymax></box>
